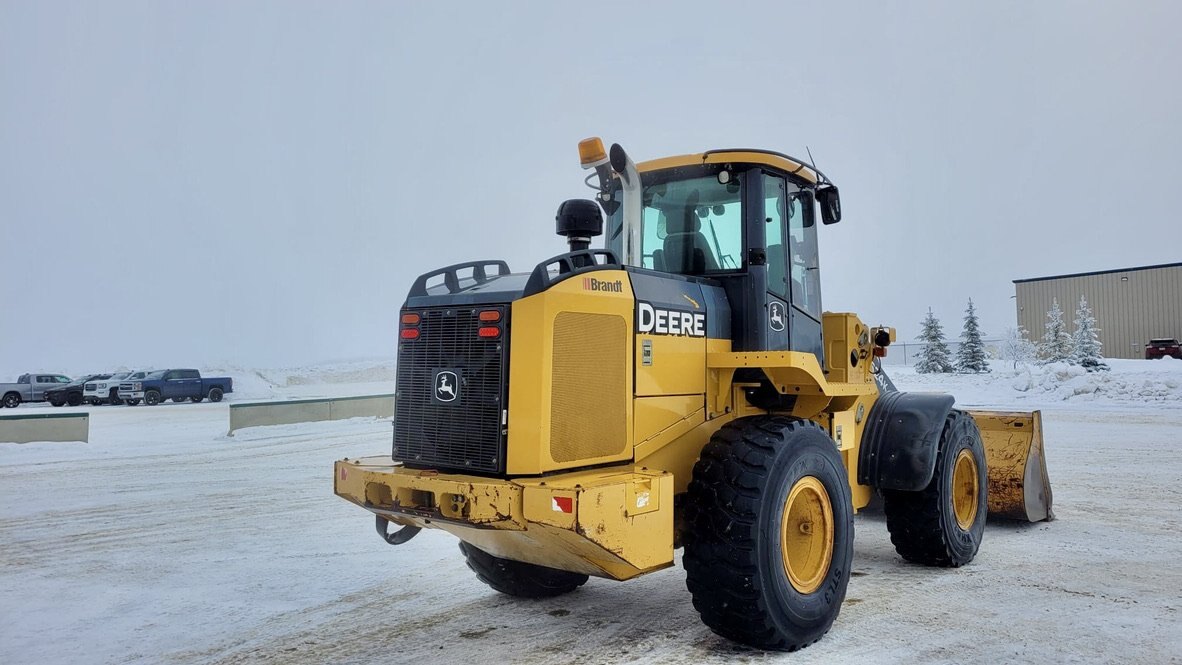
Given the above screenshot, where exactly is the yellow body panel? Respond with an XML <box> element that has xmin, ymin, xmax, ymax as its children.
<box><xmin>506</xmin><ymin>270</ymin><xmax>635</xmax><ymax>475</ymax></box>
<box><xmin>635</xmin><ymin>333</ymin><xmax>705</xmax><ymax>396</ymax></box>
<box><xmin>633</xmin><ymin>394</ymin><xmax>706</xmax><ymax>448</ymax></box>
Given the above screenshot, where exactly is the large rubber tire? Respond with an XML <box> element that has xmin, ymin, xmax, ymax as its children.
<box><xmin>1</xmin><ymin>393</ymin><xmax>19</xmax><ymax>408</ymax></box>
<box><xmin>171</xmin><ymin>397</ymin><xmax>187</xmax><ymax>403</ymax></box>
<box><xmin>67</xmin><ymin>393</ymin><xmax>83</xmax><ymax>407</ymax></box>
<box><xmin>108</xmin><ymin>390</ymin><xmax>122</xmax><ymax>406</ymax></box>
<box><xmin>683</xmin><ymin>416</ymin><xmax>854</xmax><ymax>651</ymax></box>
<box><xmin>190</xmin><ymin>396</ymin><xmax>204</xmax><ymax>403</ymax></box>
<box><xmin>144</xmin><ymin>390</ymin><xmax>161</xmax><ymax>406</ymax></box>
<box><xmin>459</xmin><ymin>541</ymin><xmax>589</xmax><ymax>598</ymax></box>
<box><xmin>49</xmin><ymin>399</ymin><xmax>65</xmax><ymax>407</ymax></box>
<box><xmin>126</xmin><ymin>399</ymin><xmax>141</xmax><ymax>406</ymax></box>
<box><xmin>882</xmin><ymin>409</ymin><xmax>987</xmax><ymax>567</ymax></box>
<box><xmin>207</xmin><ymin>387</ymin><xmax>223</xmax><ymax>403</ymax></box>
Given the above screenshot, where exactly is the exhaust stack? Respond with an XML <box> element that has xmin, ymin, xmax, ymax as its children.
<box><xmin>578</xmin><ymin>137</ymin><xmax>642</xmax><ymax>268</ymax></box>
<box><xmin>608</xmin><ymin>143</ymin><xmax>643</xmax><ymax>268</ymax></box>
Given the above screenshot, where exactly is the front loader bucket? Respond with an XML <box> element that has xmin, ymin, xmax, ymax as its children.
<box><xmin>966</xmin><ymin>410</ymin><xmax>1054</xmax><ymax>522</ymax></box>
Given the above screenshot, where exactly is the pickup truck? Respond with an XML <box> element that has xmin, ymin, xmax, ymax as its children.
<box><xmin>45</xmin><ymin>374</ymin><xmax>112</xmax><ymax>407</ymax></box>
<box><xmin>1</xmin><ymin>373</ymin><xmax>73</xmax><ymax>408</ymax></box>
<box><xmin>84</xmin><ymin>370</ymin><xmax>151</xmax><ymax>405</ymax></box>
<box><xmin>118</xmin><ymin>369</ymin><xmax>233</xmax><ymax>406</ymax></box>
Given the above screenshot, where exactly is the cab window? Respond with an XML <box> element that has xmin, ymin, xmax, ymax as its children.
<box><xmin>764</xmin><ymin>174</ymin><xmax>790</xmax><ymax>299</ymax></box>
<box><xmin>633</xmin><ymin>172</ymin><xmax>743</xmax><ymax>275</ymax></box>
<box><xmin>787</xmin><ymin>190</ymin><xmax>822</xmax><ymax>319</ymax></box>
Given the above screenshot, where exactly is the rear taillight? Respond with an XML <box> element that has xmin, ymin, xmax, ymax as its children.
<box><xmin>400</xmin><ymin>311</ymin><xmax>420</xmax><ymax>341</ymax></box>
<box><xmin>478</xmin><ymin>310</ymin><xmax>501</xmax><ymax>322</ymax></box>
<box><xmin>478</xmin><ymin>326</ymin><xmax>501</xmax><ymax>339</ymax></box>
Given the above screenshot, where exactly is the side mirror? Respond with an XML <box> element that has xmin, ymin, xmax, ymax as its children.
<box><xmin>816</xmin><ymin>184</ymin><xmax>842</xmax><ymax>225</ymax></box>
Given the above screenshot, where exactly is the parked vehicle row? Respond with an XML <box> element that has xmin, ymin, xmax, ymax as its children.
<box><xmin>2</xmin><ymin>369</ymin><xmax>233</xmax><ymax>407</ymax></box>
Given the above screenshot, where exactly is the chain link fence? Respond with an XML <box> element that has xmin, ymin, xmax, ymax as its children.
<box><xmin>880</xmin><ymin>339</ymin><xmax>1005</xmax><ymax>367</ymax></box>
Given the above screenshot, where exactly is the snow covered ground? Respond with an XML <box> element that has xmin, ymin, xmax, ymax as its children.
<box><xmin>2</xmin><ymin>359</ymin><xmax>1181</xmax><ymax>664</ymax></box>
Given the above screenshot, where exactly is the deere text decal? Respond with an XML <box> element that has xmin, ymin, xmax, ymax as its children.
<box><xmin>637</xmin><ymin>302</ymin><xmax>706</xmax><ymax>337</ymax></box>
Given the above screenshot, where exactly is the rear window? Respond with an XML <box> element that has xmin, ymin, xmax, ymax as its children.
<box><xmin>1150</xmin><ymin>338</ymin><xmax>1179</xmax><ymax>344</ymax></box>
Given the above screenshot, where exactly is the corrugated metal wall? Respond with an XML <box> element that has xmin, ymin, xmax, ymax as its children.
<box><xmin>1015</xmin><ymin>264</ymin><xmax>1182</xmax><ymax>359</ymax></box>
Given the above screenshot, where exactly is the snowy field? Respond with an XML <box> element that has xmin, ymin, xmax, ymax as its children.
<box><xmin>2</xmin><ymin>359</ymin><xmax>1181</xmax><ymax>664</ymax></box>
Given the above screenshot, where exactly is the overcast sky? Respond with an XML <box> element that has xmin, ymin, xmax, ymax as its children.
<box><xmin>2</xmin><ymin>1</ymin><xmax>1179</xmax><ymax>375</ymax></box>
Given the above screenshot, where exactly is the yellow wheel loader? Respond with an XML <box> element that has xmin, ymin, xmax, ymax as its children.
<box><xmin>334</xmin><ymin>138</ymin><xmax>1053</xmax><ymax>651</ymax></box>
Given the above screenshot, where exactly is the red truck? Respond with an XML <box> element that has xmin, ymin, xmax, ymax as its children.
<box><xmin>1145</xmin><ymin>338</ymin><xmax>1182</xmax><ymax>360</ymax></box>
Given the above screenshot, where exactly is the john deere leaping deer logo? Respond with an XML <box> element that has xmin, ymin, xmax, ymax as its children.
<box><xmin>434</xmin><ymin>371</ymin><xmax>459</xmax><ymax>403</ymax></box>
<box><xmin>769</xmin><ymin>301</ymin><xmax>786</xmax><ymax>332</ymax></box>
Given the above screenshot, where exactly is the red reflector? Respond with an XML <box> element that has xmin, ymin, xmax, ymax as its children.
<box><xmin>873</xmin><ymin>347</ymin><xmax>887</xmax><ymax>357</ymax></box>
<box><xmin>478</xmin><ymin>326</ymin><xmax>501</xmax><ymax>338</ymax></box>
<box><xmin>551</xmin><ymin>496</ymin><xmax>574</xmax><ymax>513</ymax></box>
<box><xmin>400</xmin><ymin>329</ymin><xmax>420</xmax><ymax>340</ymax></box>
<box><xmin>401</xmin><ymin>313</ymin><xmax>420</xmax><ymax>325</ymax></box>
<box><xmin>478</xmin><ymin>310</ymin><xmax>501</xmax><ymax>322</ymax></box>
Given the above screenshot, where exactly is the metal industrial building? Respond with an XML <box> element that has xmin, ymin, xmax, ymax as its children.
<box><xmin>1014</xmin><ymin>262</ymin><xmax>1182</xmax><ymax>360</ymax></box>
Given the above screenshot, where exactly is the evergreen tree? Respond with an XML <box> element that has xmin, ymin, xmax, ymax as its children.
<box><xmin>916</xmin><ymin>308</ymin><xmax>954</xmax><ymax>374</ymax></box>
<box><xmin>1039</xmin><ymin>298</ymin><xmax>1074</xmax><ymax>363</ymax></box>
<box><xmin>1000</xmin><ymin>326</ymin><xmax>1038</xmax><ymax>370</ymax></box>
<box><xmin>1072</xmin><ymin>295</ymin><xmax>1108</xmax><ymax>371</ymax></box>
<box><xmin>956</xmin><ymin>298</ymin><xmax>991</xmax><ymax>373</ymax></box>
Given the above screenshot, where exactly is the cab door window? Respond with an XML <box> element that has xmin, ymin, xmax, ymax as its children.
<box><xmin>787</xmin><ymin>190</ymin><xmax>822</xmax><ymax>319</ymax></box>
<box><xmin>763</xmin><ymin>174</ymin><xmax>790</xmax><ymax>299</ymax></box>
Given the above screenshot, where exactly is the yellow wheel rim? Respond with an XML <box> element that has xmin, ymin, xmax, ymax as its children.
<box><xmin>780</xmin><ymin>476</ymin><xmax>834</xmax><ymax>594</ymax></box>
<box><xmin>952</xmin><ymin>449</ymin><xmax>980</xmax><ymax>530</ymax></box>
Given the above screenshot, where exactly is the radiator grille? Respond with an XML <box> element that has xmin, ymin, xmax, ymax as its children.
<box><xmin>550</xmin><ymin>312</ymin><xmax>628</xmax><ymax>462</ymax></box>
<box><xmin>393</xmin><ymin>306</ymin><xmax>507</xmax><ymax>474</ymax></box>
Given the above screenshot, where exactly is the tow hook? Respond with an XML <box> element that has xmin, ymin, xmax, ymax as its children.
<box><xmin>375</xmin><ymin>515</ymin><xmax>421</xmax><ymax>545</ymax></box>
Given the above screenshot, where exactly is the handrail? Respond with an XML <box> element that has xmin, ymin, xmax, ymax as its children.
<box><xmin>408</xmin><ymin>260</ymin><xmax>511</xmax><ymax>297</ymax></box>
<box><xmin>522</xmin><ymin>249</ymin><xmax>620</xmax><ymax>297</ymax></box>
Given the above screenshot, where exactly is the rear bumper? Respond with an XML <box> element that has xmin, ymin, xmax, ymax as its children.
<box><xmin>334</xmin><ymin>457</ymin><xmax>673</xmax><ymax>580</ymax></box>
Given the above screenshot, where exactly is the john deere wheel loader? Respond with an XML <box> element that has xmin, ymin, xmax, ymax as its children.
<box><xmin>334</xmin><ymin>138</ymin><xmax>1053</xmax><ymax>651</ymax></box>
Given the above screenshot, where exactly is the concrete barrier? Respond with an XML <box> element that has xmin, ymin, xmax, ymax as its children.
<box><xmin>229</xmin><ymin>394</ymin><xmax>395</xmax><ymax>433</ymax></box>
<box><xmin>0</xmin><ymin>412</ymin><xmax>89</xmax><ymax>444</ymax></box>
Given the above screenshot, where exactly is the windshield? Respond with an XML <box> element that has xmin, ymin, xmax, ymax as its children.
<box><xmin>144</xmin><ymin>371</ymin><xmax>167</xmax><ymax>379</ymax></box>
<box><xmin>607</xmin><ymin>166</ymin><xmax>743</xmax><ymax>275</ymax></box>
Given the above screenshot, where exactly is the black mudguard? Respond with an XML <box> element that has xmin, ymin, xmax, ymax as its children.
<box><xmin>858</xmin><ymin>391</ymin><xmax>956</xmax><ymax>491</ymax></box>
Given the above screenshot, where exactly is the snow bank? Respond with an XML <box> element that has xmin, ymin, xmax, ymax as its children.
<box><xmin>890</xmin><ymin>358</ymin><xmax>1182</xmax><ymax>407</ymax></box>
<box><xmin>199</xmin><ymin>359</ymin><xmax>396</xmax><ymax>402</ymax></box>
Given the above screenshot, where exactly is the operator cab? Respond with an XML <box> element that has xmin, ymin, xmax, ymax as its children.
<box><xmin>599</xmin><ymin>152</ymin><xmax>837</xmax><ymax>363</ymax></box>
